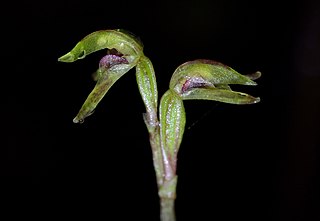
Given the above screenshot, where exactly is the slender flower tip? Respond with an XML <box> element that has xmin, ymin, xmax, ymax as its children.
<box><xmin>245</xmin><ymin>71</ymin><xmax>262</xmax><ymax>81</ymax></box>
<box><xmin>58</xmin><ymin>52</ymin><xmax>74</xmax><ymax>62</ymax></box>
<box><xmin>73</xmin><ymin>116</ymin><xmax>83</xmax><ymax>124</ymax></box>
<box><xmin>252</xmin><ymin>96</ymin><xmax>261</xmax><ymax>104</ymax></box>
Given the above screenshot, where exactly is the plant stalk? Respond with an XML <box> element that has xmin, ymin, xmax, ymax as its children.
<box><xmin>144</xmin><ymin>111</ymin><xmax>177</xmax><ymax>221</ymax></box>
<box><xmin>145</xmin><ymin>117</ymin><xmax>164</xmax><ymax>187</ymax></box>
<box><xmin>160</xmin><ymin>198</ymin><xmax>176</xmax><ymax>221</ymax></box>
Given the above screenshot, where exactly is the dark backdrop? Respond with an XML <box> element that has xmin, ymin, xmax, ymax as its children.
<box><xmin>2</xmin><ymin>0</ymin><xmax>319</xmax><ymax>220</ymax></box>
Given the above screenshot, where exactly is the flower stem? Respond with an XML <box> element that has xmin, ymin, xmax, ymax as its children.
<box><xmin>143</xmin><ymin>113</ymin><xmax>164</xmax><ymax>187</ymax></box>
<box><xmin>159</xmin><ymin>175</ymin><xmax>178</xmax><ymax>221</ymax></box>
<box><xmin>143</xmin><ymin>110</ymin><xmax>177</xmax><ymax>221</ymax></box>
<box><xmin>160</xmin><ymin>198</ymin><xmax>176</xmax><ymax>221</ymax></box>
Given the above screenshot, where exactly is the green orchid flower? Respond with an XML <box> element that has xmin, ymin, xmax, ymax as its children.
<box><xmin>169</xmin><ymin>59</ymin><xmax>261</xmax><ymax>104</ymax></box>
<box><xmin>58</xmin><ymin>29</ymin><xmax>145</xmax><ymax>123</ymax></box>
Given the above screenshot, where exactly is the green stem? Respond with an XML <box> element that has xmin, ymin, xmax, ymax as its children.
<box><xmin>158</xmin><ymin>175</ymin><xmax>178</xmax><ymax>221</ymax></box>
<box><xmin>143</xmin><ymin>113</ymin><xmax>164</xmax><ymax>187</ymax></box>
<box><xmin>144</xmin><ymin>109</ymin><xmax>177</xmax><ymax>221</ymax></box>
<box><xmin>160</xmin><ymin>198</ymin><xmax>176</xmax><ymax>221</ymax></box>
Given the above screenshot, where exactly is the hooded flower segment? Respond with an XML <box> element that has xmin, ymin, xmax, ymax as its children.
<box><xmin>58</xmin><ymin>29</ymin><xmax>149</xmax><ymax>123</ymax></box>
<box><xmin>169</xmin><ymin>59</ymin><xmax>261</xmax><ymax>104</ymax></box>
<box><xmin>58</xmin><ymin>29</ymin><xmax>143</xmax><ymax>63</ymax></box>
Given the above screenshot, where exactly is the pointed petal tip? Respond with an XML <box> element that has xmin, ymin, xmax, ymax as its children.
<box><xmin>58</xmin><ymin>52</ymin><xmax>75</xmax><ymax>62</ymax></box>
<box><xmin>255</xmin><ymin>71</ymin><xmax>262</xmax><ymax>79</ymax></box>
<box><xmin>253</xmin><ymin>97</ymin><xmax>261</xmax><ymax>103</ymax></box>
<box><xmin>244</xmin><ymin>71</ymin><xmax>262</xmax><ymax>86</ymax></box>
<box><xmin>73</xmin><ymin>116</ymin><xmax>84</xmax><ymax>124</ymax></box>
<box><xmin>246</xmin><ymin>71</ymin><xmax>262</xmax><ymax>81</ymax></box>
<box><xmin>72</xmin><ymin>117</ymin><xmax>79</xmax><ymax>123</ymax></box>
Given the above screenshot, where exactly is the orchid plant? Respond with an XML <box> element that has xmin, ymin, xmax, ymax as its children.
<box><xmin>58</xmin><ymin>29</ymin><xmax>261</xmax><ymax>221</ymax></box>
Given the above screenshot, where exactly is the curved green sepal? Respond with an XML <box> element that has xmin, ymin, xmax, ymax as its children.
<box><xmin>181</xmin><ymin>88</ymin><xmax>260</xmax><ymax>104</ymax></box>
<box><xmin>73</xmin><ymin>62</ymin><xmax>136</xmax><ymax>123</ymax></box>
<box><xmin>159</xmin><ymin>90</ymin><xmax>186</xmax><ymax>170</ymax></box>
<box><xmin>58</xmin><ymin>29</ymin><xmax>143</xmax><ymax>63</ymax></box>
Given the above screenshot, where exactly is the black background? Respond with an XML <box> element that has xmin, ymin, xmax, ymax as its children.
<box><xmin>2</xmin><ymin>0</ymin><xmax>320</xmax><ymax>220</ymax></box>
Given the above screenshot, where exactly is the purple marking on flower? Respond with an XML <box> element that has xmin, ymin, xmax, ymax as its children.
<box><xmin>181</xmin><ymin>77</ymin><xmax>213</xmax><ymax>93</ymax></box>
<box><xmin>99</xmin><ymin>54</ymin><xmax>129</xmax><ymax>69</ymax></box>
